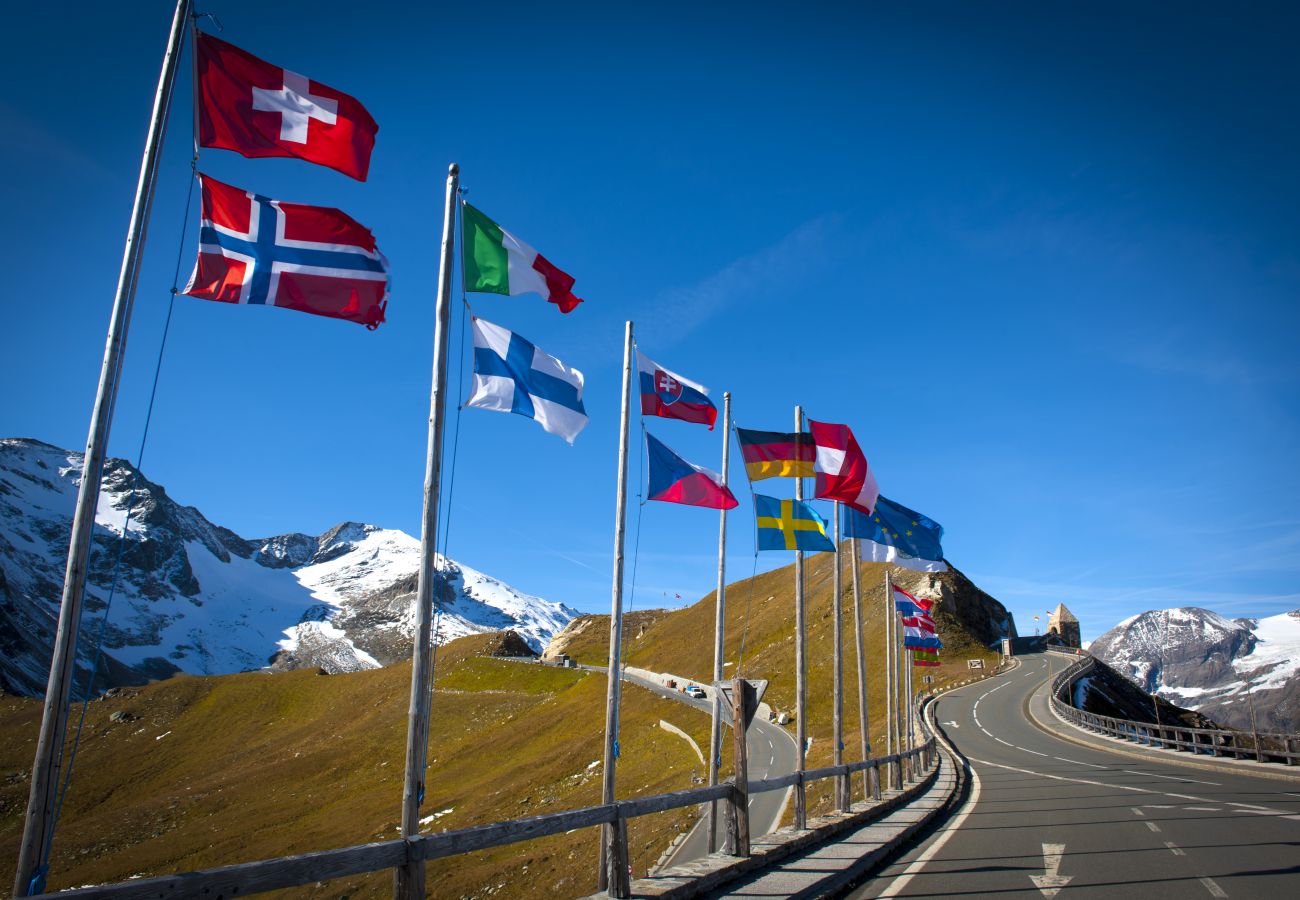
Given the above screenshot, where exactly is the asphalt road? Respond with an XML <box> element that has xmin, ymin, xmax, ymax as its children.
<box><xmin>849</xmin><ymin>653</ymin><xmax>1300</xmax><ymax>899</ymax></box>
<box><xmin>578</xmin><ymin>664</ymin><xmax>799</xmax><ymax>870</ymax></box>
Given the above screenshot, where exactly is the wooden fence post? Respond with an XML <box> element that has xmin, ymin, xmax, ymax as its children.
<box><xmin>730</xmin><ymin>678</ymin><xmax>751</xmax><ymax>857</ymax></box>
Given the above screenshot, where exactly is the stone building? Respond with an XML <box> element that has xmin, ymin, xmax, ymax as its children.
<box><xmin>1047</xmin><ymin>603</ymin><xmax>1081</xmax><ymax>648</ymax></box>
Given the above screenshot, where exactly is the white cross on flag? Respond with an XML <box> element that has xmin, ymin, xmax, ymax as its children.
<box><xmin>196</xmin><ymin>32</ymin><xmax>377</xmax><ymax>181</ymax></box>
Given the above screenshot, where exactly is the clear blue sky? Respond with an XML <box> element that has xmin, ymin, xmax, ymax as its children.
<box><xmin>4</xmin><ymin>1</ymin><xmax>1298</xmax><ymax>643</ymax></box>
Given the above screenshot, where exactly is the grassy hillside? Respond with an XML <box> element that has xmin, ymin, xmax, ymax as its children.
<box><xmin>550</xmin><ymin>550</ymin><xmax>1006</xmax><ymax>819</ymax></box>
<box><xmin>0</xmin><ymin>632</ymin><xmax>714</xmax><ymax>897</ymax></box>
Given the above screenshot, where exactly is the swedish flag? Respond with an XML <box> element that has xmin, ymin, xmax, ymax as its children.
<box><xmin>754</xmin><ymin>494</ymin><xmax>834</xmax><ymax>552</ymax></box>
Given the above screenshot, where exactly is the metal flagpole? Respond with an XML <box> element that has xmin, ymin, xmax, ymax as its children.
<box><xmin>707</xmin><ymin>392</ymin><xmax>731</xmax><ymax>852</ymax></box>
<box><xmin>598</xmin><ymin>321</ymin><xmax>634</xmax><ymax>896</ymax></box>
<box><xmin>13</xmin><ymin>1</ymin><xmax>191</xmax><ymax>894</ymax></box>
<box><xmin>395</xmin><ymin>162</ymin><xmax>460</xmax><ymax>900</ymax></box>
<box><xmin>832</xmin><ymin>502</ymin><xmax>846</xmax><ymax>812</ymax></box>
<box><xmin>793</xmin><ymin>405</ymin><xmax>808</xmax><ymax>829</ymax></box>
<box><xmin>850</xmin><ymin>537</ymin><xmax>875</xmax><ymax>799</ymax></box>
<box><xmin>883</xmin><ymin>568</ymin><xmax>894</xmax><ymax>789</ymax></box>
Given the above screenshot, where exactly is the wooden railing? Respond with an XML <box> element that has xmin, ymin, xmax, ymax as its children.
<box><xmin>33</xmin><ymin>736</ymin><xmax>938</xmax><ymax>900</ymax></box>
<box><xmin>1047</xmin><ymin>652</ymin><xmax>1300</xmax><ymax>766</ymax></box>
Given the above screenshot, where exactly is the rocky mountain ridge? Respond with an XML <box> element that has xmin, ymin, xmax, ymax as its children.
<box><xmin>1089</xmin><ymin>606</ymin><xmax>1300</xmax><ymax>733</ymax></box>
<box><xmin>0</xmin><ymin>438</ymin><xmax>577</xmax><ymax>696</ymax></box>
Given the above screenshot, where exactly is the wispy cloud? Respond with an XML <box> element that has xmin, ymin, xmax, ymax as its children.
<box><xmin>1114</xmin><ymin>330</ymin><xmax>1288</xmax><ymax>387</ymax></box>
<box><xmin>633</xmin><ymin>214</ymin><xmax>843</xmax><ymax>347</ymax></box>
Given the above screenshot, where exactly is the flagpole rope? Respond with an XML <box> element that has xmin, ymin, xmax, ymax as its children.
<box><xmin>44</xmin><ymin>164</ymin><xmax>200</xmax><ymax>866</ymax></box>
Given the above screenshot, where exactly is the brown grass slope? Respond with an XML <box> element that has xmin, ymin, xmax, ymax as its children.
<box><xmin>0</xmin><ymin>632</ymin><xmax>714</xmax><ymax>898</ymax></box>
<box><xmin>548</xmin><ymin>551</ymin><xmax>1009</xmax><ymax>819</ymax></box>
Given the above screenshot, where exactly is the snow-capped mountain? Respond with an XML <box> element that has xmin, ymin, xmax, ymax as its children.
<box><xmin>0</xmin><ymin>438</ymin><xmax>577</xmax><ymax>697</ymax></box>
<box><xmin>1090</xmin><ymin>606</ymin><xmax>1300</xmax><ymax>733</ymax></box>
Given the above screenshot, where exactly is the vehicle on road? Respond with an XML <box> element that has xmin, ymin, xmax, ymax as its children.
<box><xmin>685</xmin><ymin>685</ymin><xmax>705</xmax><ymax>699</ymax></box>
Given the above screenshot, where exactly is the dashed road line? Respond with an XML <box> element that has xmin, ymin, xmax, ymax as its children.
<box><xmin>1124</xmin><ymin>769</ymin><xmax>1220</xmax><ymax>786</ymax></box>
<box><xmin>1020</xmin><ymin>747</ymin><xmax>1049</xmax><ymax>757</ymax></box>
<box><xmin>995</xmin><ymin>738</ymin><xmax>1013</xmax><ymax>746</ymax></box>
<box><xmin>1051</xmin><ymin>755</ymin><xmax>1107</xmax><ymax>769</ymax></box>
<box><xmin>1199</xmin><ymin>876</ymin><xmax>1228</xmax><ymax>898</ymax></box>
<box><xmin>1145</xmin><ymin>821</ymin><xmax>1161</xmax><ymax>833</ymax></box>
<box><xmin>1164</xmin><ymin>842</ymin><xmax>1185</xmax><ymax>856</ymax></box>
<box><xmin>1131</xmin><ymin>807</ymin><xmax>1146</xmax><ymax>817</ymax></box>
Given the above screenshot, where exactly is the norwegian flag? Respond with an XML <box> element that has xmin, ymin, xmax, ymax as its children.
<box><xmin>183</xmin><ymin>174</ymin><xmax>389</xmax><ymax>328</ymax></box>
<box><xmin>196</xmin><ymin>32</ymin><xmax>377</xmax><ymax>181</ymax></box>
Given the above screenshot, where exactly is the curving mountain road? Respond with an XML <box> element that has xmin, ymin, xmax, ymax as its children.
<box><xmin>850</xmin><ymin>653</ymin><xmax>1300</xmax><ymax>899</ymax></box>
<box><xmin>581</xmin><ymin>664</ymin><xmax>798</xmax><ymax>870</ymax></box>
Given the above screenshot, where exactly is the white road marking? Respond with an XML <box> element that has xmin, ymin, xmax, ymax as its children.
<box><xmin>1124</xmin><ymin>769</ymin><xmax>1220</xmax><ymax>786</ymax></box>
<box><xmin>1051</xmin><ymin>755</ymin><xmax>1107</xmax><ymax>769</ymax></box>
<box><xmin>1028</xmin><ymin>842</ymin><xmax>1072</xmax><ymax>897</ymax></box>
<box><xmin>769</xmin><ymin>755</ymin><xmax>775</xmax><ymax>766</ymax></box>
<box><xmin>1283</xmin><ymin>792</ymin><xmax>1300</xmax><ymax>799</ymax></box>
<box><xmin>1229</xmin><ymin>802</ymin><xmax>1271</xmax><ymax>810</ymax></box>
<box><xmin>1021</xmin><ymin>748</ymin><xmax>1049</xmax><ymax>757</ymax></box>
<box><xmin>1184</xmin><ymin>806</ymin><xmax>1220</xmax><ymax>812</ymax></box>
<box><xmin>877</xmin><ymin>729</ymin><xmax>981</xmax><ymax>897</ymax></box>
<box><xmin>1131</xmin><ymin>807</ymin><xmax>1146</xmax><ymax>816</ymax></box>
<box><xmin>1146</xmin><ymin>821</ymin><xmax>1161</xmax><ymax>832</ymax></box>
<box><xmin>995</xmin><ymin>738</ymin><xmax>1013</xmax><ymax>746</ymax></box>
<box><xmin>1165</xmin><ymin>842</ymin><xmax>1185</xmax><ymax>856</ymax></box>
<box><xmin>1199</xmin><ymin>876</ymin><xmax>1228</xmax><ymax>898</ymax></box>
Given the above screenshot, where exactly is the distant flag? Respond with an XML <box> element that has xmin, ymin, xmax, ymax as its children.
<box><xmin>808</xmin><ymin>420</ymin><xmax>880</xmax><ymax>515</ymax></box>
<box><xmin>637</xmin><ymin>351</ymin><xmax>717</xmax><ymax>429</ymax></box>
<box><xmin>195</xmin><ymin>32</ymin><xmax>378</xmax><ymax>181</ymax></box>
<box><xmin>645</xmin><ymin>432</ymin><xmax>738</xmax><ymax>510</ymax></box>
<box><xmin>183</xmin><ymin>173</ymin><xmax>389</xmax><ymax>328</ymax></box>
<box><xmin>892</xmin><ymin>584</ymin><xmax>932</xmax><ymax>617</ymax></box>
<box><xmin>462</xmin><ymin>203</ymin><xmax>582</xmax><ymax>313</ymax></box>
<box><xmin>843</xmin><ymin>496</ymin><xmax>947</xmax><ymax>573</ymax></box>
<box><xmin>466</xmin><ymin>317</ymin><xmax>587</xmax><ymax>442</ymax></box>
<box><xmin>735</xmin><ymin>428</ymin><xmax>815</xmax><ymax>481</ymax></box>
<box><xmin>912</xmin><ymin>648</ymin><xmax>940</xmax><ymax>667</ymax></box>
<box><xmin>754</xmin><ymin>495</ymin><xmax>834</xmax><ymax>552</ymax></box>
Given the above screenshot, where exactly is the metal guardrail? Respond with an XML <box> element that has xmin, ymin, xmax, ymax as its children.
<box><xmin>33</xmin><ymin>731</ymin><xmax>938</xmax><ymax>900</ymax></box>
<box><xmin>1047</xmin><ymin>652</ymin><xmax>1300</xmax><ymax>766</ymax></box>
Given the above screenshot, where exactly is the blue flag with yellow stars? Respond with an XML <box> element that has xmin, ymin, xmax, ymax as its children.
<box><xmin>754</xmin><ymin>494</ymin><xmax>834</xmax><ymax>552</ymax></box>
<box><xmin>842</xmin><ymin>495</ymin><xmax>947</xmax><ymax>572</ymax></box>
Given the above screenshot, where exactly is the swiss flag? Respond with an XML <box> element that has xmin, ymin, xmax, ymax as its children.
<box><xmin>196</xmin><ymin>32</ymin><xmax>377</xmax><ymax>181</ymax></box>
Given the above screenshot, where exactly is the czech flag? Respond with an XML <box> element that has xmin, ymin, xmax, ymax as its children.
<box><xmin>646</xmin><ymin>432</ymin><xmax>738</xmax><ymax>510</ymax></box>
<box><xmin>637</xmin><ymin>351</ymin><xmax>717</xmax><ymax>429</ymax></box>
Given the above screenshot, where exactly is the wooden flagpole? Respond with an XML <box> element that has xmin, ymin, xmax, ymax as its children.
<box><xmin>395</xmin><ymin>162</ymin><xmax>460</xmax><ymax>900</ymax></box>
<box><xmin>850</xmin><ymin>537</ymin><xmax>875</xmax><ymax>800</ymax></box>
<box><xmin>883</xmin><ymin>568</ymin><xmax>894</xmax><ymax>789</ymax></box>
<box><xmin>13</xmin><ymin>1</ymin><xmax>192</xmax><ymax>894</ymax></box>
<box><xmin>598</xmin><ymin>321</ymin><xmax>634</xmax><ymax>897</ymax></box>
<box><xmin>793</xmin><ymin>405</ymin><xmax>807</xmax><ymax>829</ymax></box>
<box><xmin>832</xmin><ymin>502</ymin><xmax>847</xmax><ymax>811</ymax></box>
<box><xmin>706</xmin><ymin>392</ymin><xmax>731</xmax><ymax>853</ymax></box>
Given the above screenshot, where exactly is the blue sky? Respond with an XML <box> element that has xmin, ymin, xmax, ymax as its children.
<box><xmin>4</xmin><ymin>1</ymin><xmax>1298</xmax><ymax>643</ymax></box>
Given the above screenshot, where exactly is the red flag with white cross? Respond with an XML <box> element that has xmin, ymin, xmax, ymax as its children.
<box><xmin>195</xmin><ymin>32</ymin><xmax>378</xmax><ymax>181</ymax></box>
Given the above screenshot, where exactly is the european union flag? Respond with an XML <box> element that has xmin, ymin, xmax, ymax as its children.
<box><xmin>755</xmin><ymin>494</ymin><xmax>834</xmax><ymax>552</ymax></box>
<box><xmin>842</xmin><ymin>495</ymin><xmax>946</xmax><ymax>572</ymax></box>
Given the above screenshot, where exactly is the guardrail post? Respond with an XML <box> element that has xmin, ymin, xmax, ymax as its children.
<box><xmin>729</xmin><ymin>677</ymin><xmax>751</xmax><ymax>856</ymax></box>
<box><xmin>605</xmin><ymin>808</ymin><xmax>630</xmax><ymax>898</ymax></box>
<box><xmin>869</xmin><ymin>760</ymin><xmax>881</xmax><ymax>800</ymax></box>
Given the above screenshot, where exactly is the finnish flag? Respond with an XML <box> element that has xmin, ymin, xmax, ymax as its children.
<box><xmin>467</xmin><ymin>317</ymin><xmax>588</xmax><ymax>443</ymax></box>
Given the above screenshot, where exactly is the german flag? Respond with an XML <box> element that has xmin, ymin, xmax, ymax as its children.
<box><xmin>735</xmin><ymin>428</ymin><xmax>815</xmax><ymax>481</ymax></box>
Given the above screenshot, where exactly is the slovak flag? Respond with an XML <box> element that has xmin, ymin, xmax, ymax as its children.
<box><xmin>637</xmin><ymin>351</ymin><xmax>718</xmax><ymax>429</ymax></box>
<box><xmin>196</xmin><ymin>32</ymin><xmax>378</xmax><ymax>181</ymax></box>
<box><xmin>183</xmin><ymin>174</ymin><xmax>389</xmax><ymax>328</ymax></box>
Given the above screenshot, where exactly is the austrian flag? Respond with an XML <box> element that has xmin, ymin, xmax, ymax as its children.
<box><xmin>196</xmin><ymin>32</ymin><xmax>378</xmax><ymax>181</ymax></box>
<box><xmin>183</xmin><ymin>174</ymin><xmax>389</xmax><ymax>328</ymax></box>
<box><xmin>809</xmin><ymin>420</ymin><xmax>880</xmax><ymax>515</ymax></box>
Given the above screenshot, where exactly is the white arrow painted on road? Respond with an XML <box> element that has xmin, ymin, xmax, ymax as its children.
<box><xmin>943</xmin><ymin>720</ymin><xmax>960</xmax><ymax>728</ymax></box>
<box><xmin>1029</xmin><ymin>843</ymin><xmax>1071</xmax><ymax>897</ymax></box>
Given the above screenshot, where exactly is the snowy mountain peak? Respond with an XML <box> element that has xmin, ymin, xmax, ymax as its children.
<box><xmin>0</xmin><ymin>437</ymin><xmax>578</xmax><ymax>697</ymax></box>
<box><xmin>1090</xmin><ymin>605</ymin><xmax>1300</xmax><ymax>732</ymax></box>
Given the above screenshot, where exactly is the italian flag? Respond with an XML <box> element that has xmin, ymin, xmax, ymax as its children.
<box><xmin>462</xmin><ymin>203</ymin><xmax>583</xmax><ymax>313</ymax></box>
